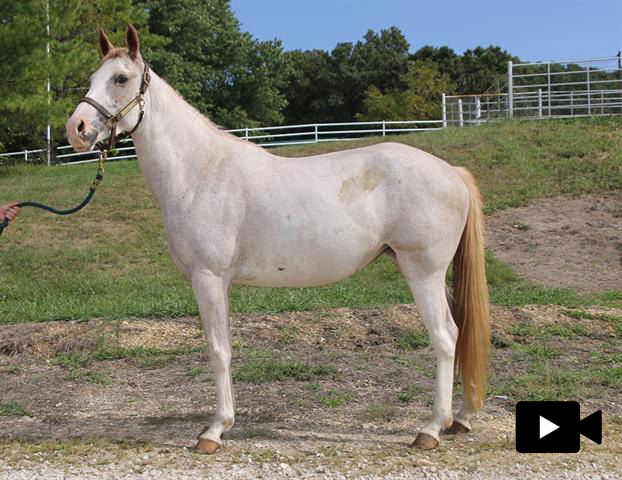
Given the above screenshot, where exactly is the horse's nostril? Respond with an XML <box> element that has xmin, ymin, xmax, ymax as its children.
<box><xmin>77</xmin><ymin>120</ymin><xmax>85</xmax><ymax>133</ymax></box>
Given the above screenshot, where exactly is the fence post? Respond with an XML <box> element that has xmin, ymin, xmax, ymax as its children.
<box><xmin>570</xmin><ymin>91</ymin><xmax>574</xmax><ymax>116</ymax></box>
<box><xmin>46</xmin><ymin>127</ymin><xmax>51</xmax><ymax>166</ymax></box>
<box><xmin>587</xmin><ymin>68</ymin><xmax>591</xmax><ymax>115</ymax></box>
<box><xmin>458</xmin><ymin>99</ymin><xmax>464</xmax><ymax>127</ymax></box>
<box><xmin>441</xmin><ymin>93</ymin><xmax>447</xmax><ymax>128</ymax></box>
<box><xmin>314</xmin><ymin>124</ymin><xmax>319</xmax><ymax>143</ymax></box>
<box><xmin>382</xmin><ymin>120</ymin><xmax>386</xmax><ymax>136</ymax></box>
<box><xmin>24</xmin><ymin>149</ymin><xmax>28</xmax><ymax>162</ymax></box>
<box><xmin>601</xmin><ymin>90</ymin><xmax>604</xmax><ymax>114</ymax></box>
<box><xmin>538</xmin><ymin>89</ymin><xmax>543</xmax><ymax>118</ymax></box>
<box><xmin>507</xmin><ymin>61</ymin><xmax>514</xmax><ymax>118</ymax></box>
<box><xmin>547</xmin><ymin>63</ymin><xmax>552</xmax><ymax>117</ymax></box>
<box><xmin>475</xmin><ymin>96</ymin><xmax>481</xmax><ymax>125</ymax></box>
<box><xmin>244</xmin><ymin>127</ymin><xmax>249</xmax><ymax>141</ymax></box>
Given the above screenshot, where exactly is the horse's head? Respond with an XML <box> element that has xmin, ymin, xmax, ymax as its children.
<box><xmin>66</xmin><ymin>25</ymin><xmax>148</xmax><ymax>152</ymax></box>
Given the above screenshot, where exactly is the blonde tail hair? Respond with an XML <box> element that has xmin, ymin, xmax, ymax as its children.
<box><xmin>452</xmin><ymin>167</ymin><xmax>491</xmax><ymax>412</ymax></box>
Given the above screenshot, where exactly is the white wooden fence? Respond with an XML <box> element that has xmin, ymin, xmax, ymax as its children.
<box><xmin>0</xmin><ymin>119</ymin><xmax>443</xmax><ymax>166</ymax></box>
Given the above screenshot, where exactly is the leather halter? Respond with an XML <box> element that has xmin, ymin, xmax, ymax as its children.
<box><xmin>79</xmin><ymin>62</ymin><xmax>151</xmax><ymax>151</ymax></box>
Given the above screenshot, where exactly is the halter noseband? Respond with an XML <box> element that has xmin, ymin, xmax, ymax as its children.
<box><xmin>79</xmin><ymin>62</ymin><xmax>151</xmax><ymax>152</ymax></box>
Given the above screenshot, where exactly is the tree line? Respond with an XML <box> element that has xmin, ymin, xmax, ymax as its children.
<box><xmin>1</xmin><ymin>0</ymin><xmax>521</xmax><ymax>156</ymax></box>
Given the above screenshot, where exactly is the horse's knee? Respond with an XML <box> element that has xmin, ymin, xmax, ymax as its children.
<box><xmin>208</xmin><ymin>346</ymin><xmax>231</xmax><ymax>372</ymax></box>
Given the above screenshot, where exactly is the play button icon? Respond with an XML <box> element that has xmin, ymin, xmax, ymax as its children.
<box><xmin>516</xmin><ymin>401</ymin><xmax>602</xmax><ymax>453</ymax></box>
<box><xmin>539</xmin><ymin>416</ymin><xmax>559</xmax><ymax>439</ymax></box>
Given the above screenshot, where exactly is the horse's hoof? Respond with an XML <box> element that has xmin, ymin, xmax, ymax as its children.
<box><xmin>195</xmin><ymin>438</ymin><xmax>221</xmax><ymax>454</ymax></box>
<box><xmin>411</xmin><ymin>432</ymin><xmax>439</xmax><ymax>450</ymax></box>
<box><xmin>443</xmin><ymin>420</ymin><xmax>471</xmax><ymax>435</ymax></box>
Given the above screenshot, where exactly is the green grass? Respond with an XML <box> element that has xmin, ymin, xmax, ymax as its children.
<box><xmin>491</xmin><ymin>366</ymin><xmax>593</xmax><ymax>401</ymax></box>
<box><xmin>562</xmin><ymin>309</ymin><xmax>622</xmax><ymax>330</ymax></box>
<box><xmin>0</xmin><ymin>400</ymin><xmax>30</xmax><ymax>417</ymax></box>
<box><xmin>512</xmin><ymin>343</ymin><xmax>562</xmax><ymax>360</ymax></box>
<box><xmin>393</xmin><ymin>328</ymin><xmax>430</xmax><ymax>350</ymax></box>
<box><xmin>54</xmin><ymin>345</ymin><xmax>202</xmax><ymax>377</ymax></box>
<box><xmin>6</xmin><ymin>364</ymin><xmax>24</xmax><ymax>375</ymax></box>
<box><xmin>1</xmin><ymin>117</ymin><xmax>620</xmax><ymax>324</ymax></box>
<box><xmin>233</xmin><ymin>347</ymin><xmax>337</xmax><ymax>383</ymax></box>
<box><xmin>186</xmin><ymin>366</ymin><xmax>210</xmax><ymax>378</ymax></box>
<box><xmin>276</xmin><ymin>325</ymin><xmax>300</xmax><ymax>345</ymax></box>
<box><xmin>493</xmin><ymin>331</ymin><xmax>622</xmax><ymax>401</ymax></box>
<box><xmin>396</xmin><ymin>383</ymin><xmax>426</xmax><ymax>403</ymax></box>
<box><xmin>67</xmin><ymin>368</ymin><xmax>111</xmax><ymax>385</ymax></box>
<box><xmin>316</xmin><ymin>389</ymin><xmax>356</xmax><ymax>408</ymax></box>
<box><xmin>492</xmin><ymin>360</ymin><xmax>622</xmax><ymax>401</ymax></box>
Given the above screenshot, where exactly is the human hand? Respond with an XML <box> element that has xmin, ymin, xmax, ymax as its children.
<box><xmin>0</xmin><ymin>203</ymin><xmax>21</xmax><ymax>222</ymax></box>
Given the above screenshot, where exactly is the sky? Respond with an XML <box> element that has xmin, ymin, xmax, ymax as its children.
<box><xmin>230</xmin><ymin>0</ymin><xmax>622</xmax><ymax>63</ymax></box>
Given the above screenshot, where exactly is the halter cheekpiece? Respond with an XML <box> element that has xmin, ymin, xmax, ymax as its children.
<box><xmin>79</xmin><ymin>62</ymin><xmax>151</xmax><ymax>151</ymax></box>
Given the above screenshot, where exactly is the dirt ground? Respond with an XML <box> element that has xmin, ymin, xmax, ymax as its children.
<box><xmin>486</xmin><ymin>193</ymin><xmax>622</xmax><ymax>293</ymax></box>
<box><xmin>1</xmin><ymin>303</ymin><xmax>621</xmax><ymax>479</ymax></box>
<box><xmin>1</xmin><ymin>194</ymin><xmax>622</xmax><ymax>479</ymax></box>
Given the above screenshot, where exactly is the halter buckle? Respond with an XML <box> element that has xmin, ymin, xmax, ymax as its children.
<box><xmin>106</xmin><ymin>116</ymin><xmax>119</xmax><ymax>129</ymax></box>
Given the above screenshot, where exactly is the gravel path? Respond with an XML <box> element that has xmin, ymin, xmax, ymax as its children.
<box><xmin>2</xmin><ymin>462</ymin><xmax>621</xmax><ymax>480</ymax></box>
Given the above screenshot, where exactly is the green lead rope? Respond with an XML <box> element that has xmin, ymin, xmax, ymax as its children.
<box><xmin>0</xmin><ymin>154</ymin><xmax>105</xmax><ymax>238</ymax></box>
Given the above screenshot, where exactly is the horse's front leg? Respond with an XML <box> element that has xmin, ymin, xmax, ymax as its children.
<box><xmin>191</xmin><ymin>269</ymin><xmax>234</xmax><ymax>454</ymax></box>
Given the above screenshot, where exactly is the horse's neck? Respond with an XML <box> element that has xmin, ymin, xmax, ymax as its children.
<box><xmin>129</xmin><ymin>72</ymin><xmax>245</xmax><ymax>208</ymax></box>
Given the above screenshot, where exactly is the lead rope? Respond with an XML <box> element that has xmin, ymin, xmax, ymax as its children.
<box><xmin>0</xmin><ymin>150</ymin><xmax>106</xmax><ymax>238</ymax></box>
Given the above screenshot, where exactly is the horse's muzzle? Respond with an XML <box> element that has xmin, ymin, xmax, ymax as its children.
<box><xmin>66</xmin><ymin>114</ymin><xmax>99</xmax><ymax>152</ymax></box>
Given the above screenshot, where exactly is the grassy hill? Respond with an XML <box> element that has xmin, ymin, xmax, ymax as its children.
<box><xmin>0</xmin><ymin>117</ymin><xmax>620</xmax><ymax>324</ymax></box>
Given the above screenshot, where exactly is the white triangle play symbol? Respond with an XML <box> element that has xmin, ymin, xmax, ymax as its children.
<box><xmin>539</xmin><ymin>416</ymin><xmax>559</xmax><ymax>439</ymax></box>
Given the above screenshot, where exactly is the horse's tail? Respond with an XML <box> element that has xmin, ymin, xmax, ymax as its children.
<box><xmin>451</xmin><ymin>167</ymin><xmax>490</xmax><ymax>413</ymax></box>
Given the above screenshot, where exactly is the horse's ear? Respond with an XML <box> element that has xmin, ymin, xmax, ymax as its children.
<box><xmin>126</xmin><ymin>24</ymin><xmax>140</xmax><ymax>60</ymax></box>
<box><xmin>99</xmin><ymin>28</ymin><xmax>114</xmax><ymax>57</ymax></box>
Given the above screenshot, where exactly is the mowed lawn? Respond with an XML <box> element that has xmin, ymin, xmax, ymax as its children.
<box><xmin>0</xmin><ymin>117</ymin><xmax>621</xmax><ymax>324</ymax></box>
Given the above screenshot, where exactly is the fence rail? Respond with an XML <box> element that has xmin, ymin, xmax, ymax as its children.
<box><xmin>443</xmin><ymin>55</ymin><xmax>622</xmax><ymax>126</ymax></box>
<box><xmin>0</xmin><ymin>119</ymin><xmax>443</xmax><ymax>166</ymax></box>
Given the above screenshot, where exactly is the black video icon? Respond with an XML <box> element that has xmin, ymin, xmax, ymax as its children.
<box><xmin>516</xmin><ymin>401</ymin><xmax>602</xmax><ymax>453</ymax></box>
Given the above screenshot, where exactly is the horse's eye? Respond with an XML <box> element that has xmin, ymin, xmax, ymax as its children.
<box><xmin>115</xmin><ymin>74</ymin><xmax>129</xmax><ymax>85</ymax></box>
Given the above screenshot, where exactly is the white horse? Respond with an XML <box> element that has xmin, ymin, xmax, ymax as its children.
<box><xmin>66</xmin><ymin>26</ymin><xmax>490</xmax><ymax>453</ymax></box>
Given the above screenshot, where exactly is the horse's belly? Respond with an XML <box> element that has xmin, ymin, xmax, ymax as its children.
<box><xmin>233</xmin><ymin>266</ymin><xmax>364</xmax><ymax>287</ymax></box>
<box><xmin>232</xmin><ymin>242</ymin><xmax>384</xmax><ymax>288</ymax></box>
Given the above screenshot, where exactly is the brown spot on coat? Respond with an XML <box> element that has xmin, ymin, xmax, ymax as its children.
<box><xmin>339</xmin><ymin>167</ymin><xmax>385</xmax><ymax>203</ymax></box>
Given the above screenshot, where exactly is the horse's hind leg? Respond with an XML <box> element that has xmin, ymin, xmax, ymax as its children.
<box><xmin>395</xmin><ymin>252</ymin><xmax>458</xmax><ymax>449</ymax></box>
<box><xmin>191</xmin><ymin>270</ymin><xmax>235</xmax><ymax>454</ymax></box>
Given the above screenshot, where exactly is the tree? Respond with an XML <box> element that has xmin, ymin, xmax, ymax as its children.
<box><xmin>350</xmin><ymin>27</ymin><xmax>410</xmax><ymax>94</ymax></box>
<box><xmin>411</xmin><ymin>45</ymin><xmax>462</xmax><ymax>84</ymax></box>
<box><xmin>281</xmin><ymin>27</ymin><xmax>411</xmax><ymax>124</ymax></box>
<box><xmin>412</xmin><ymin>44</ymin><xmax>519</xmax><ymax>94</ymax></box>
<box><xmin>145</xmin><ymin>0</ymin><xmax>290</xmax><ymax>128</ymax></box>
<box><xmin>281</xmin><ymin>50</ymin><xmax>335</xmax><ymax>124</ymax></box>
<box><xmin>459</xmin><ymin>46</ymin><xmax>518</xmax><ymax>94</ymax></box>
<box><xmin>356</xmin><ymin>61</ymin><xmax>454</xmax><ymax>121</ymax></box>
